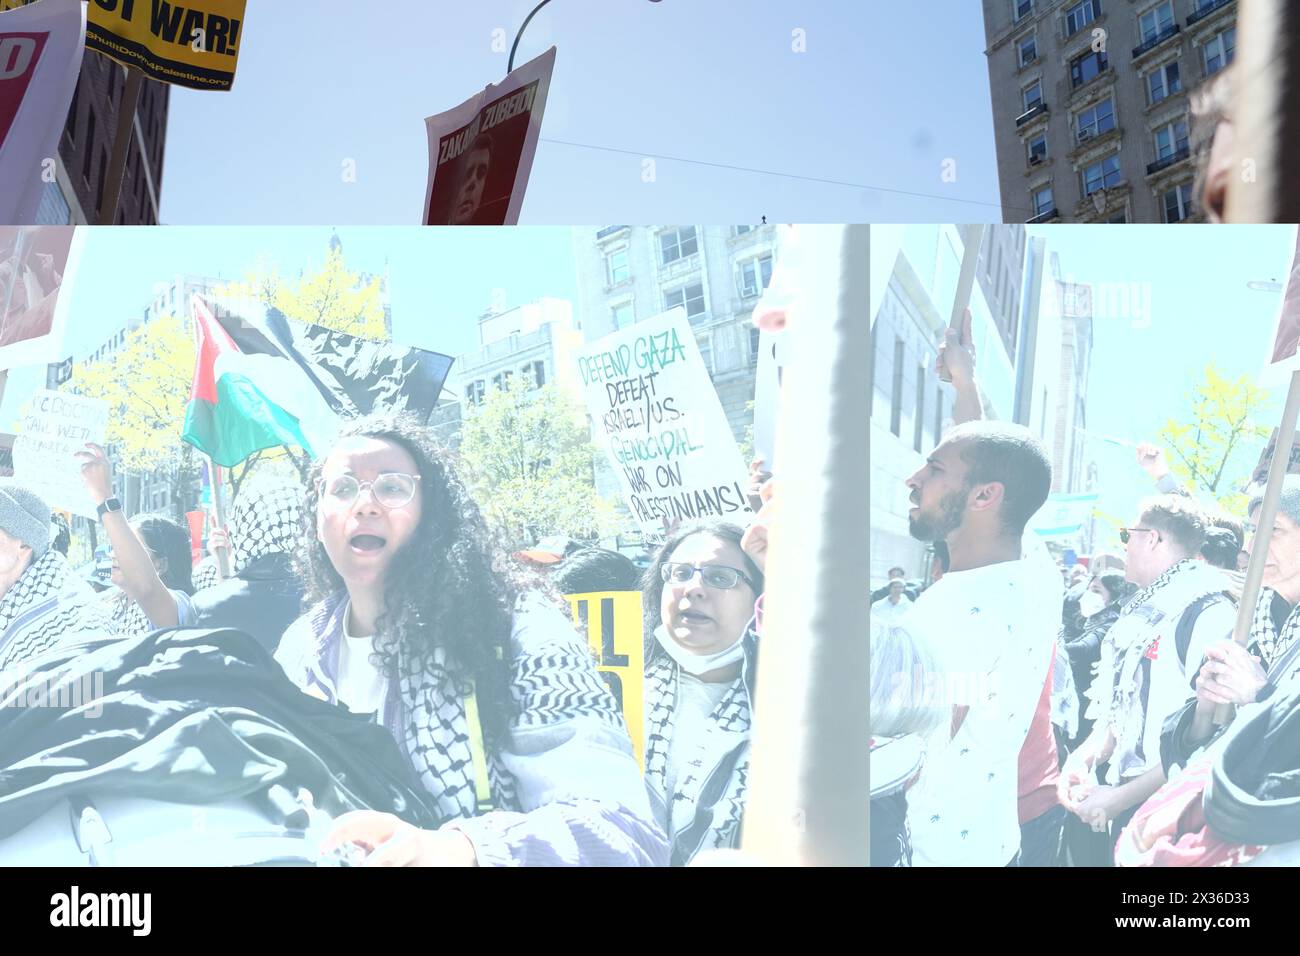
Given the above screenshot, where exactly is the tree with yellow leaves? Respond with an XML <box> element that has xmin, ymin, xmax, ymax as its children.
<box><xmin>1158</xmin><ymin>363</ymin><xmax>1273</xmax><ymax>515</ymax></box>
<box><xmin>71</xmin><ymin>238</ymin><xmax>391</xmax><ymax>508</ymax></box>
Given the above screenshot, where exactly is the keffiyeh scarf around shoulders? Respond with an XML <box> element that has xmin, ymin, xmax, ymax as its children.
<box><xmin>1091</xmin><ymin>559</ymin><xmax>1228</xmax><ymax>780</ymax></box>
<box><xmin>643</xmin><ymin>621</ymin><xmax>757</xmax><ymax>864</ymax></box>
<box><xmin>0</xmin><ymin>550</ymin><xmax>115</xmax><ymax>672</ymax></box>
<box><xmin>1249</xmin><ymin>587</ymin><xmax>1300</xmax><ymax>675</ymax></box>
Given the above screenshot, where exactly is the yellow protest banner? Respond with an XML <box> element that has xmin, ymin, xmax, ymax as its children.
<box><xmin>565</xmin><ymin>590</ymin><xmax>645</xmax><ymax>771</ymax></box>
<box><xmin>85</xmin><ymin>0</ymin><xmax>247</xmax><ymax>91</ymax></box>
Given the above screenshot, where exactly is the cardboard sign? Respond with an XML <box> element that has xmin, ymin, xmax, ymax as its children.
<box><xmin>566</xmin><ymin>590</ymin><xmax>644</xmax><ymax>770</ymax></box>
<box><xmin>0</xmin><ymin>226</ymin><xmax>83</xmax><ymax>370</ymax></box>
<box><xmin>422</xmin><ymin>47</ymin><xmax>555</xmax><ymax>225</ymax></box>
<box><xmin>12</xmin><ymin>388</ymin><xmax>108</xmax><ymax>518</ymax></box>
<box><xmin>0</xmin><ymin>0</ymin><xmax>85</xmax><ymax>222</ymax></box>
<box><xmin>81</xmin><ymin>0</ymin><xmax>246</xmax><ymax>91</ymax></box>
<box><xmin>575</xmin><ymin>308</ymin><xmax>755</xmax><ymax>543</ymax></box>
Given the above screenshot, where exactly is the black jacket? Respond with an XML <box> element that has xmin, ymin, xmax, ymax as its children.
<box><xmin>0</xmin><ymin>627</ymin><xmax>439</xmax><ymax>841</ymax></box>
<box><xmin>1204</xmin><ymin>684</ymin><xmax>1300</xmax><ymax>846</ymax></box>
<box><xmin>190</xmin><ymin>553</ymin><xmax>304</xmax><ymax>655</ymax></box>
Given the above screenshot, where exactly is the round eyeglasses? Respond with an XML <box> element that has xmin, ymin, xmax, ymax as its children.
<box><xmin>316</xmin><ymin>472</ymin><xmax>421</xmax><ymax>509</ymax></box>
<box><xmin>660</xmin><ymin>562</ymin><xmax>755</xmax><ymax>591</ymax></box>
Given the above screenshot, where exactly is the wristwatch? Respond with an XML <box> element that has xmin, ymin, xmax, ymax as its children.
<box><xmin>96</xmin><ymin>497</ymin><xmax>122</xmax><ymax>519</ymax></box>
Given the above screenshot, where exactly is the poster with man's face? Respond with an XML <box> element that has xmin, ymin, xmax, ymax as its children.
<box><xmin>422</xmin><ymin>48</ymin><xmax>555</xmax><ymax>226</ymax></box>
<box><xmin>1268</xmin><ymin>229</ymin><xmax>1300</xmax><ymax>366</ymax></box>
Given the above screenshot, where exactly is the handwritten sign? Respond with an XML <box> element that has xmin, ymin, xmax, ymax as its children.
<box><xmin>566</xmin><ymin>590</ymin><xmax>644</xmax><ymax>770</ymax></box>
<box><xmin>13</xmin><ymin>389</ymin><xmax>108</xmax><ymax>518</ymax></box>
<box><xmin>575</xmin><ymin>308</ymin><xmax>754</xmax><ymax>543</ymax></box>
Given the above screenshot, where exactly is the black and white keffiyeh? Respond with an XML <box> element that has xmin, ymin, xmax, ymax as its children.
<box><xmin>643</xmin><ymin>625</ymin><xmax>755</xmax><ymax>865</ymax></box>
<box><xmin>192</xmin><ymin>556</ymin><xmax>220</xmax><ymax>593</ymax></box>
<box><xmin>1097</xmin><ymin>558</ymin><xmax>1230</xmax><ymax>781</ymax></box>
<box><xmin>1249</xmin><ymin>587</ymin><xmax>1300</xmax><ymax>673</ymax></box>
<box><xmin>0</xmin><ymin>550</ymin><xmax>115</xmax><ymax>672</ymax></box>
<box><xmin>107</xmin><ymin>591</ymin><xmax>155</xmax><ymax>638</ymax></box>
<box><xmin>230</xmin><ymin>479</ymin><xmax>303</xmax><ymax>573</ymax></box>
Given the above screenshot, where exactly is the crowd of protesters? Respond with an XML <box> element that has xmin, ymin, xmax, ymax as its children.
<box><xmin>869</xmin><ymin>271</ymin><xmax>1300</xmax><ymax>867</ymax></box>
<box><xmin>0</xmin><ymin>407</ymin><xmax>782</xmax><ymax>868</ymax></box>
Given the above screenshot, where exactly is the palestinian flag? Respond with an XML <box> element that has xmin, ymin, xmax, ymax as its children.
<box><xmin>181</xmin><ymin>295</ymin><xmax>333</xmax><ymax>466</ymax></box>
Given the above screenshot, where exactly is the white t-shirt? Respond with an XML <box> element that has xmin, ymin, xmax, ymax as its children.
<box><xmin>664</xmin><ymin>673</ymin><xmax>732</xmax><ymax>804</ymax></box>
<box><xmin>336</xmin><ymin>602</ymin><xmax>388</xmax><ymax>716</ymax></box>
<box><xmin>902</xmin><ymin>553</ymin><xmax>1062</xmax><ymax>867</ymax></box>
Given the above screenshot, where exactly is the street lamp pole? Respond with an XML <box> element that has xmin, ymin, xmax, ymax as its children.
<box><xmin>508</xmin><ymin>0</ymin><xmax>662</xmax><ymax>73</ymax></box>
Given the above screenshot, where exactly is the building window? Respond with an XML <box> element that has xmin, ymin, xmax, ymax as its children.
<box><xmin>1027</xmin><ymin>133</ymin><xmax>1048</xmax><ymax>164</ymax></box>
<box><xmin>933</xmin><ymin>386</ymin><xmax>944</xmax><ymax>445</ymax></box>
<box><xmin>749</xmin><ymin>326</ymin><xmax>761</xmax><ymax>364</ymax></box>
<box><xmin>82</xmin><ymin>111</ymin><xmax>96</xmax><ymax>183</ymax></box>
<box><xmin>913</xmin><ymin>367</ymin><xmax>926</xmax><ymax>454</ymax></box>
<box><xmin>658</xmin><ymin>226</ymin><xmax>698</xmax><ymax>266</ymax></box>
<box><xmin>733</xmin><ymin>225</ymin><xmax>753</xmax><ymax>236</ymax></box>
<box><xmin>1064</xmin><ymin>0</ymin><xmax>1100</xmax><ymax>36</ymax></box>
<box><xmin>492</xmin><ymin>370</ymin><xmax>513</xmax><ymax>392</ymax></box>
<box><xmin>1203</xmin><ymin>27</ymin><xmax>1235</xmax><ymax>76</ymax></box>
<box><xmin>464</xmin><ymin>380</ymin><xmax>485</xmax><ymax>407</ymax></box>
<box><xmin>1139</xmin><ymin>2</ymin><xmax>1174</xmax><ymax>44</ymax></box>
<box><xmin>1107</xmin><ymin>208</ymin><xmax>1129</xmax><ymax>223</ymax></box>
<box><xmin>611</xmin><ymin>301</ymin><xmax>633</xmax><ymax>329</ymax></box>
<box><xmin>1081</xmin><ymin>153</ymin><xmax>1122</xmax><ymax>195</ymax></box>
<box><xmin>604</xmin><ymin>247</ymin><xmax>629</xmax><ymax>285</ymax></box>
<box><xmin>1014</xmin><ymin>0</ymin><xmax>1033</xmax><ymax>23</ymax></box>
<box><xmin>1018</xmin><ymin>34</ymin><xmax>1037</xmax><ymax>66</ymax></box>
<box><xmin>1074</xmin><ymin>96</ymin><xmax>1115</xmax><ymax>142</ymax></box>
<box><xmin>1163</xmin><ymin>181</ymin><xmax>1194</xmax><ymax>222</ymax></box>
<box><xmin>522</xmin><ymin>360</ymin><xmax>546</xmax><ymax>389</ymax></box>
<box><xmin>890</xmin><ymin>338</ymin><xmax>904</xmax><ymax>437</ymax></box>
<box><xmin>1070</xmin><ymin>49</ymin><xmax>1108</xmax><ymax>88</ymax></box>
<box><xmin>664</xmin><ymin>282</ymin><xmax>706</xmax><ymax>322</ymax></box>
<box><xmin>1033</xmin><ymin>184</ymin><xmax>1054</xmax><ymax>216</ymax></box>
<box><xmin>95</xmin><ymin>147</ymin><xmax>108</xmax><ymax>219</ymax></box>
<box><xmin>1146</xmin><ymin>60</ymin><xmax>1181</xmax><ymax>104</ymax></box>
<box><xmin>1153</xmin><ymin>118</ymin><xmax>1189</xmax><ymax>161</ymax></box>
<box><xmin>697</xmin><ymin>334</ymin><xmax>713</xmax><ymax>374</ymax></box>
<box><xmin>738</xmin><ymin>255</ymin><xmax>774</xmax><ymax>298</ymax></box>
<box><xmin>64</xmin><ymin>82</ymin><xmax>79</xmax><ymax>145</ymax></box>
<box><xmin>1022</xmin><ymin>79</ymin><xmax>1044</xmax><ymax>111</ymax></box>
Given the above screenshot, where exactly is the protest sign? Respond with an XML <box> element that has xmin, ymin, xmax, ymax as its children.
<box><xmin>422</xmin><ymin>47</ymin><xmax>555</xmax><ymax>226</ymax></box>
<box><xmin>89</xmin><ymin>0</ymin><xmax>246</xmax><ymax>91</ymax></box>
<box><xmin>1266</xmin><ymin>227</ymin><xmax>1300</xmax><ymax>369</ymax></box>
<box><xmin>12</xmin><ymin>389</ymin><xmax>107</xmax><ymax>518</ymax></box>
<box><xmin>575</xmin><ymin>308</ymin><xmax>754</xmax><ymax>542</ymax></box>
<box><xmin>0</xmin><ymin>0</ymin><xmax>84</xmax><ymax>223</ymax></box>
<box><xmin>0</xmin><ymin>226</ymin><xmax>83</xmax><ymax>371</ymax></box>
<box><xmin>565</xmin><ymin>590</ymin><xmax>644</xmax><ymax>770</ymax></box>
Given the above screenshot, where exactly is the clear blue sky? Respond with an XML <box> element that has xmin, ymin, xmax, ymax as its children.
<box><xmin>157</xmin><ymin>1</ymin><xmax>1003</xmax><ymax>224</ymax></box>
<box><xmin>1</xmin><ymin>226</ymin><xmax>581</xmax><ymax>428</ymax></box>
<box><xmin>1025</xmin><ymin>224</ymin><xmax>1297</xmax><ymax>526</ymax></box>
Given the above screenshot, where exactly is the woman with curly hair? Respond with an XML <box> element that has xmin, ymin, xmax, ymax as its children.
<box><xmin>639</xmin><ymin>518</ymin><xmax>764</xmax><ymax>865</ymax></box>
<box><xmin>274</xmin><ymin>414</ymin><xmax>666</xmax><ymax>866</ymax></box>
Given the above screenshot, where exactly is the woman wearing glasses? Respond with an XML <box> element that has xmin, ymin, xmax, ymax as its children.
<box><xmin>274</xmin><ymin>415</ymin><xmax>665</xmax><ymax>866</ymax></box>
<box><xmin>639</xmin><ymin>518</ymin><xmax>765</xmax><ymax>865</ymax></box>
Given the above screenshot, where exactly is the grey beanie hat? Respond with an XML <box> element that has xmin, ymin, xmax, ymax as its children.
<box><xmin>0</xmin><ymin>483</ymin><xmax>51</xmax><ymax>560</ymax></box>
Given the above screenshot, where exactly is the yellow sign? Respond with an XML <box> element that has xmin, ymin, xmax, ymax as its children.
<box><xmin>85</xmin><ymin>0</ymin><xmax>247</xmax><ymax>91</ymax></box>
<box><xmin>565</xmin><ymin>590</ymin><xmax>645</xmax><ymax>771</ymax></box>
